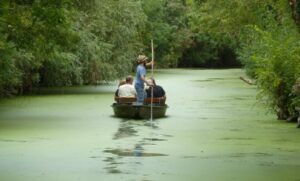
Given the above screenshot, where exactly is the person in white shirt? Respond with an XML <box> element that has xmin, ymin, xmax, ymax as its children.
<box><xmin>118</xmin><ymin>75</ymin><xmax>137</xmax><ymax>98</ymax></box>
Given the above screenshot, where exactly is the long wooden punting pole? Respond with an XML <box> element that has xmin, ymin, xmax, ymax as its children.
<box><xmin>150</xmin><ymin>39</ymin><xmax>154</xmax><ymax>121</ymax></box>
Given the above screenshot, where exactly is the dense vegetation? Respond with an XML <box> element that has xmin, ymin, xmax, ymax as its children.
<box><xmin>190</xmin><ymin>0</ymin><xmax>300</xmax><ymax>120</ymax></box>
<box><xmin>1</xmin><ymin>0</ymin><xmax>300</xmax><ymax>120</ymax></box>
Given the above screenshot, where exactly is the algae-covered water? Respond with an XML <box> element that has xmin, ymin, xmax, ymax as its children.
<box><xmin>0</xmin><ymin>69</ymin><xmax>299</xmax><ymax>181</ymax></box>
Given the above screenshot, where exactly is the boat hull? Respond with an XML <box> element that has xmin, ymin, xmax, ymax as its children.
<box><xmin>112</xmin><ymin>103</ymin><xmax>168</xmax><ymax>119</ymax></box>
<box><xmin>139</xmin><ymin>105</ymin><xmax>168</xmax><ymax>119</ymax></box>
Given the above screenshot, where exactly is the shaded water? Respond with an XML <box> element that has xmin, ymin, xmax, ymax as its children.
<box><xmin>0</xmin><ymin>69</ymin><xmax>300</xmax><ymax>181</ymax></box>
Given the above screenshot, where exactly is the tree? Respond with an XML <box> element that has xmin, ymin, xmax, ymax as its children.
<box><xmin>141</xmin><ymin>0</ymin><xmax>193</xmax><ymax>67</ymax></box>
<box><xmin>188</xmin><ymin>0</ymin><xmax>300</xmax><ymax>119</ymax></box>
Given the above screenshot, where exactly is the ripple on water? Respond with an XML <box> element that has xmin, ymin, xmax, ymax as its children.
<box><xmin>229</xmin><ymin>152</ymin><xmax>273</xmax><ymax>158</ymax></box>
<box><xmin>103</xmin><ymin>148</ymin><xmax>168</xmax><ymax>157</ymax></box>
<box><xmin>143</xmin><ymin>138</ymin><xmax>167</xmax><ymax>141</ymax></box>
<box><xmin>219</xmin><ymin>137</ymin><xmax>256</xmax><ymax>141</ymax></box>
<box><xmin>0</xmin><ymin>139</ymin><xmax>28</xmax><ymax>143</ymax></box>
<box><xmin>193</xmin><ymin>78</ymin><xmax>228</xmax><ymax>82</ymax></box>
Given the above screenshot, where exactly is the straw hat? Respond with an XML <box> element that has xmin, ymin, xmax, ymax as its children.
<box><xmin>136</xmin><ymin>55</ymin><xmax>148</xmax><ymax>63</ymax></box>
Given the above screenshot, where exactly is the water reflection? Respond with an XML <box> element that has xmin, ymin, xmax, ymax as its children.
<box><xmin>104</xmin><ymin>146</ymin><xmax>167</xmax><ymax>157</ymax></box>
<box><xmin>103</xmin><ymin>157</ymin><xmax>123</xmax><ymax>174</ymax></box>
<box><xmin>143</xmin><ymin>138</ymin><xmax>167</xmax><ymax>141</ymax></box>
<box><xmin>113</xmin><ymin>121</ymin><xmax>138</xmax><ymax>140</ymax></box>
<box><xmin>144</xmin><ymin>120</ymin><xmax>160</xmax><ymax>129</ymax></box>
<box><xmin>103</xmin><ymin>119</ymin><xmax>170</xmax><ymax>174</ymax></box>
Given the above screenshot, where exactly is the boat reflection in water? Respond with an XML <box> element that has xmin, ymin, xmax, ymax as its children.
<box><xmin>103</xmin><ymin>118</ymin><xmax>170</xmax><ymax>174</ymax></box>
<box><xmin>104</xmin><ymin>145</ymin><xmax>167</xmax><ymax>157</ymax></box>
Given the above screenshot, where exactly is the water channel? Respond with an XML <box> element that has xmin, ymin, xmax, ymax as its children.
<box><xmin>0</xmin><ymin>69</ymin><xmax>299</xmax><ymax>181</ymax></box>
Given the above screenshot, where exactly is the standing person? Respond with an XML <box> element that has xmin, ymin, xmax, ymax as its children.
<box><xmin>135</xmin><ymin>55</ymin><xmax>154</xmax><ymax>104</ymax></box>
<box><xmin>118</xmin><ymin>75</ymin><xmax>136</xmax><ymax>98</ymax></box>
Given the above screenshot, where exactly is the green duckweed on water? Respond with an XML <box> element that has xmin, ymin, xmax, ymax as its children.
<box><xmin>0</xmin><ymin>69</ymin><xmax>300</xmax><ymax>181</ymax></box>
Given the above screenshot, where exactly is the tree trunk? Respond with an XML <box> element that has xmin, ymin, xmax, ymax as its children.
<box><xmin>289</xmin><ymin>0</ymin><xmax>300</xmax><ymax>24</ymax></box>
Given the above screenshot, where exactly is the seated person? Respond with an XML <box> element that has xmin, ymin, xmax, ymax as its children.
<box><xmin>115</xmin><ymin>80</ymin><xmax>126</xmax><ymax>97</ymax></box>
<box><xmin>145</xmin><ymin>78</ymin><xmax>166</xmax><ymax>98</ymax></box>
<box><xmin>118</xmin><ymin>75</ymin><xmax>137</xmax><ymax>98</ymax></box>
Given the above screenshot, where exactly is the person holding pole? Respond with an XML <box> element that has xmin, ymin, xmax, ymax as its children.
<box><xmin>135</xmin><ymin>54</ymin><xmax>154</xmax><ymax>104</ymax></box>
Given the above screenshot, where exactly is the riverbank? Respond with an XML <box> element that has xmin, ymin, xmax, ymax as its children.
<box><xmin>0</xmin><ymin>69</ymin><xmax>299</xmax><ymax>181</ymax></box>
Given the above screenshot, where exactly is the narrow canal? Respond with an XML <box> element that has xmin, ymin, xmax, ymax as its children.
<box><xmin>0</xmin><ymin>69</ymin><xmax>299</xmax><ymax>181</ymax></box>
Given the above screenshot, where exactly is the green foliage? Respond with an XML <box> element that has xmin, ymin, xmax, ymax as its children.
<box><xmin>0</xmin><ymin>2</ymin><xmax>21</xmax><ymax>96</ymax></box>
<box><xmin>179</xmin><ymin>33</ymin><xmax>239</xmax><ymax>68</ymax></box>
<box><xmin>238</xmin><ymin>2</ymin><xmax>300</xmax><ymax>119</ymax></box>
<box><xmin>75</xmin><ymin>0</ymin><xmax>146</xmax><ymax>84</ymax></box>
<box><xmin>240</xmin><ymin>24</ymin><xmax>300</xmax><ymax>118</ymax></box>
<box><xmin>0</xmin><ymin>36</ymin><xmax>20</xmax><ymax>96</ymax></box>
<box><xmin>0</xmin><ymin>0</ymin><xmax>79</xmax><ymax>94</ymax></box>
<box><xmin>0</xmin><ymin>0</ymin><xmax>146</xmax><ymax>95</ymax></box>
<box><xmin>183</xmin><ymin>0</ymin><xmax>242</xmax><ymax>67</ymax></box>
<box><xmin>190</xmin><ymin>0</ymin><xmax>300</xmax><ymax>119</ymax></box>
<box><xmin>141</xmin><ymin>0</ymin><xmax>193</xmax><ymax>67</ymax></box>
<box><xmin>296</xmin><ymin>0</ymin><xmax>300</xmax><ymax>17</ymax></box>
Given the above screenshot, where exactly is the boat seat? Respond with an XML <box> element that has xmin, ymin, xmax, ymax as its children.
<box><xmin>115</xmin><ymin>97</ymin><xmax>136</xmax><ymax>104</ymax></box>
<box><xmin>115</xmin><ymin>97</ymin><xmax>166</xmax><ymax>105</ymax></box>
<box><xmin>144</xmin><ymin>97</ymin><xmax>166</xmax><ymax>105</ymax></box>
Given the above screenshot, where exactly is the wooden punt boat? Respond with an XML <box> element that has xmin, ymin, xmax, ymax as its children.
<box><xmin>112</xmin><ymin>97</ymin><xmax>168</xmax><ymax>119</ymax></box>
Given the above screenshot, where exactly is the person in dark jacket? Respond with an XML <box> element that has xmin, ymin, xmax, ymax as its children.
<box><xmin>145</xmin><ymin>78</ymin><xmax>166</xmax><ymax>98</ymax></box>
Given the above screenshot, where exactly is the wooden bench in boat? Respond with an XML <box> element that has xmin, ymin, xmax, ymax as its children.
<box><xmin>115</xmin><ymin>97</ymin><xmax>166</xmax><ymax>105</ymax></box>
<box><xmin>144</xmin><ymin>97</ymin><xmax>166</xmax><ymax>105</ymax></box>
<box><xmin>114</xmin><ymin>97</ymin><xmax>136</xmax><ymax>103</ymax></box>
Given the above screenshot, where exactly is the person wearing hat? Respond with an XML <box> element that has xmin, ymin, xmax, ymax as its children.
<box><xmin>135</xmin><ymin>54</ymin><xmax>154</xmax><ymax>104</ymax></box>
